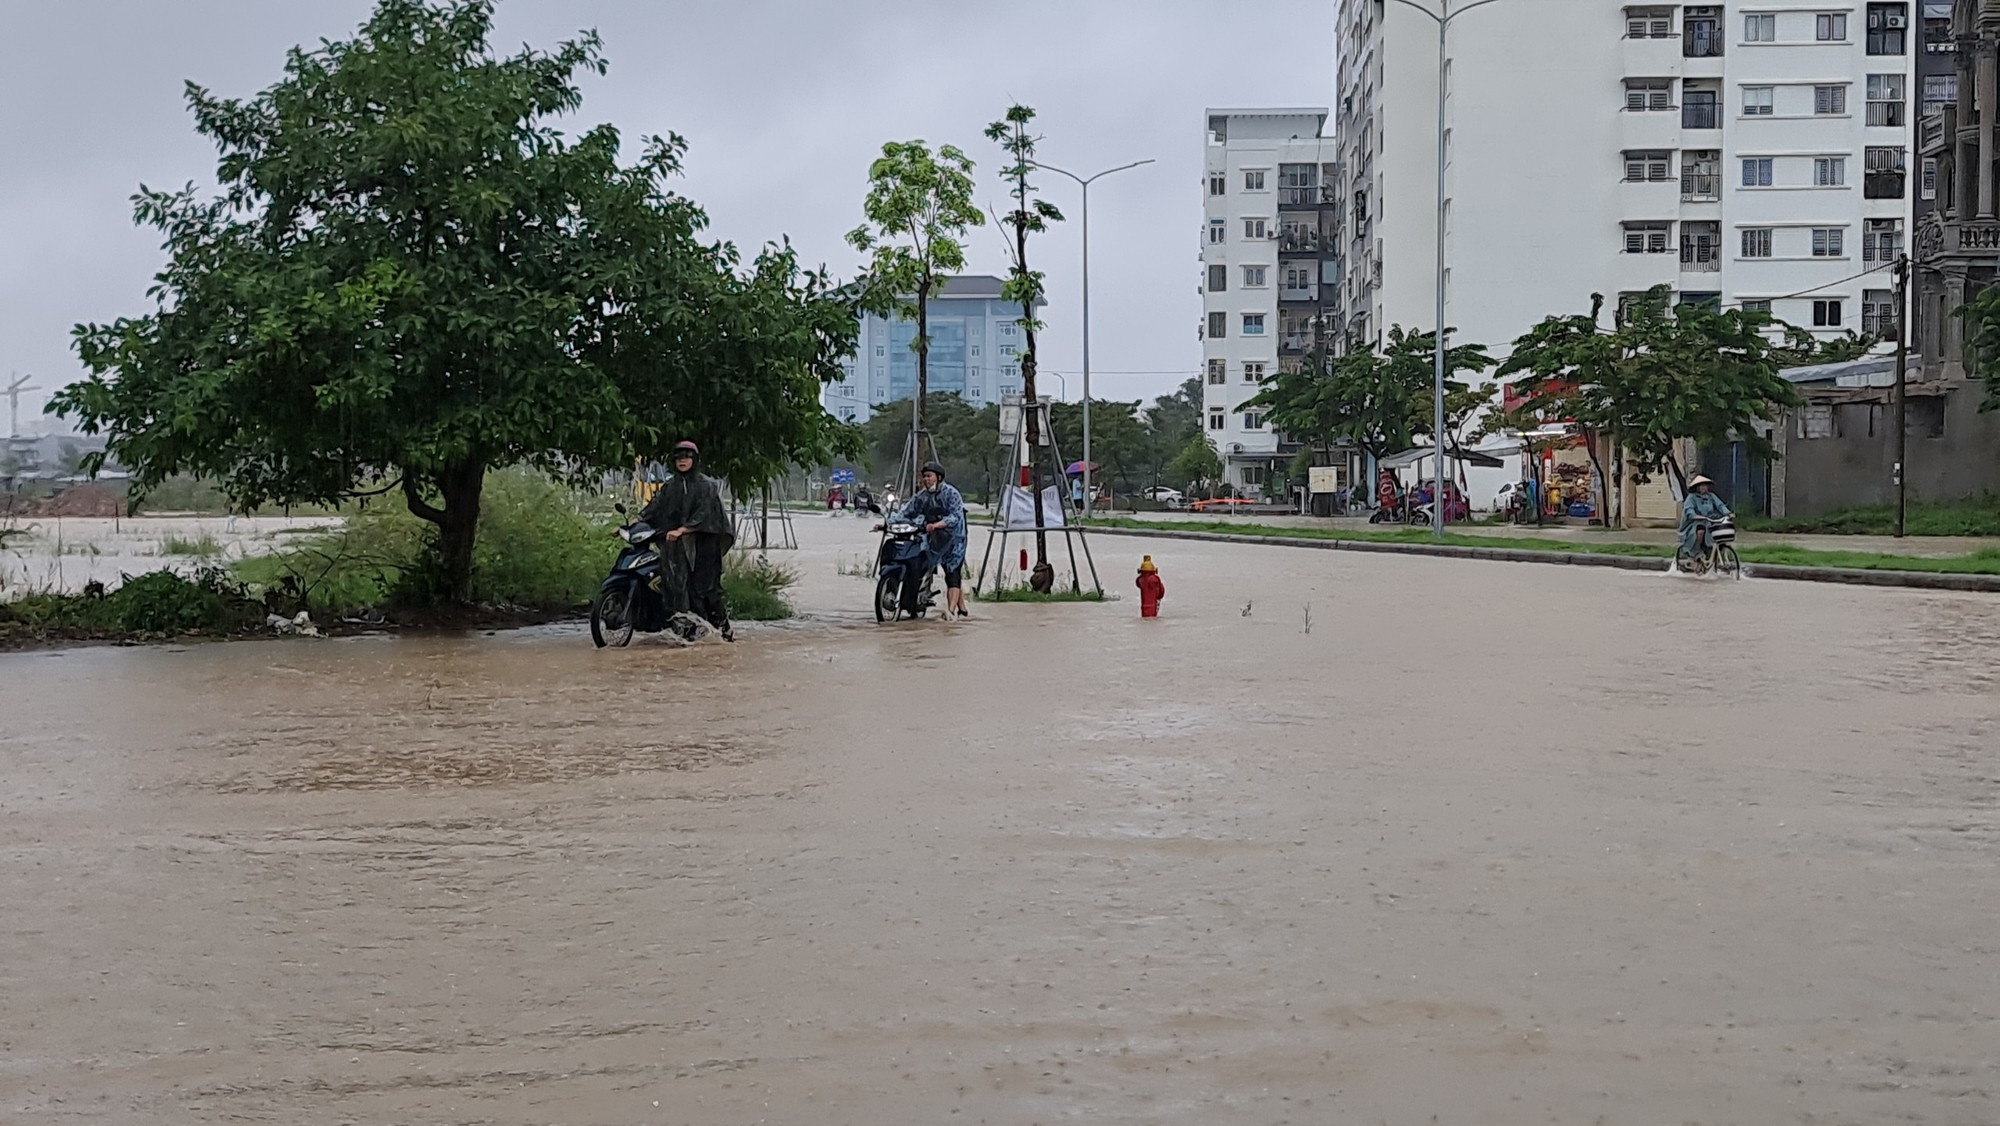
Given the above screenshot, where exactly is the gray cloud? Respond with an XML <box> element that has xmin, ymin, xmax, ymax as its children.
<box><xmin>0</xmin><ymin>0</ymin><xmax>1331</xmax><ymax>428</ymax></box>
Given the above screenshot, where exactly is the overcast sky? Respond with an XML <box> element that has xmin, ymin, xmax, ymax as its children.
<box><xmin>0</xmin><ymin>0</ymin><xmax>1332</xmax><ymax>431</ymax></box>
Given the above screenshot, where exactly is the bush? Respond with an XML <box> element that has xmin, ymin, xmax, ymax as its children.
<box><xmin>161</xmin><ymin>534</ymin><xmax>223</xmax><ymax>557</ymax></box>
<box><xmin>723</xmin><ymin>553</ymin><xmax>796</xmax><ymax>621</ymax></box>
<box><xmin>0</xmin><ymin>567</ymin><xmax>258</xmax><ymax>639</ymax></box>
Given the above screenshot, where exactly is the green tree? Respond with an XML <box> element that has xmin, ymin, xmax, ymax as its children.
<box><xmin>986</xmin><ymin>104</ymin><xmax>1064</xmax><ymax>566</ymax></box>
<box><xmin>1954</xmin><ymin>285</ymin><xmax>2000</xmax><ymax>410</ymax></box>
<box><xmin>52</xmin><ymin>0</ymin><xmax>857</xmax><ymax>599</ymax></box>
<box><xmin>1245</xmin><ymin>328</ymin><xmax>1492</xmax><ymax>469</ymax></box>
<box><xmin>1168</xmin><ymin>435</ymin><xmax>1224</xmax><ymax>496</ymax></box>
<box><xmin>846</xmin><ymin>140</ymin><xmax>982</xmax><ymax>444</ymax></box>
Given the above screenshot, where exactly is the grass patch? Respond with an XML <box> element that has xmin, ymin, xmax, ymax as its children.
<box><xmin>0</xmin><ymin>567</ymin><xmax>264</xmax><ymax>643</ymax></box>
<box><xmin>1738</xmin><ymin>496</ymin><xmax>2000</xmax><ymax>537</ymax></box>
<box><xmin>1090</xmin><ymin>517</ymin><xmax>2000</xmax><ymax>576</ymax></box>
<box><xmin>160</xmin><ymin>533</ymin><xmax>223</xmax><ymax>557</ymax></box>
<box><xmin>723</xmin><ymin>553</ymin><xmax>797</xmax><ymax>621</ymax></box>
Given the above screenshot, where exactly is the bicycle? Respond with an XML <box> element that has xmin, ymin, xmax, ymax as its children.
<box><xmin>1676</xmin><ymin>515</ymin><xmax>1741</xmax><ymax>579</ymax></box>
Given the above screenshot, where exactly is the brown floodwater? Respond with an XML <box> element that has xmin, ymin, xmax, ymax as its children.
<box><xmin>3</xmin><ymin>517</ymin><xmax>1998</xmax><ymax>1124</ymax></box>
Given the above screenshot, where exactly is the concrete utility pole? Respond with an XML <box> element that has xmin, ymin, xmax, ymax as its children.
<box><xmin>1893</xmin><ymin>254</ymin><xmax>1909</xmax><ymax>537</ymax></box>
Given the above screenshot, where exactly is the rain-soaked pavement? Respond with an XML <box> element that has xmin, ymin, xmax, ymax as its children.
<box><xmin>4</xmin><ymin>514</ymin><xmax>1998</xmax><ymax>1124</ymax></box>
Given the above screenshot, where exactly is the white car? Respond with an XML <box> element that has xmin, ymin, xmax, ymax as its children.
<box><xmin>1143</xmin><ymin>486</ymin><xmax>1185</xmax><ymax>506</ymax></box>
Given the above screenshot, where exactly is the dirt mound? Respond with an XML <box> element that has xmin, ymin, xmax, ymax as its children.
<box><xmin>8</xmin><ymin>484</ymin><xmax>127</xmax><ymax>518</ymax></box>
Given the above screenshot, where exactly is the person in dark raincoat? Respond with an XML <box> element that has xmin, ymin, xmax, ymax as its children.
<box><xmin>640</xmin><ymin>440</ymin><xmax>736</xmax><ymax>641</ymax></box>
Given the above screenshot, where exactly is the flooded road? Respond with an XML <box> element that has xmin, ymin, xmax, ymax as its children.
<box><xmin>5</xmin><ymin>517</ymin><xmax>1998</xmax><ymax>1123</ymax></box>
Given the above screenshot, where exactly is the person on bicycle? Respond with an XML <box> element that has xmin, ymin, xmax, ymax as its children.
<box><xmin>640</xmin><ymin>440</ymin><xmax>736</xmax><ymax>642</ymax></box>
<box><xmin>1679</xmin><ymin>475</ymin><xmax>1731</xmax><ymax>560</ymax></box>
<box><xmin>892</xmin><ymin>461</ymin><xmax>969</xmax><ymax>620</ymax></box>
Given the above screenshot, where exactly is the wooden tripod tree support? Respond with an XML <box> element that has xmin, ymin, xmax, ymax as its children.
<box><xmin>972</xmin><ymin>400</ymin><xmax>1103</xmax><ymax>597</ymax></box>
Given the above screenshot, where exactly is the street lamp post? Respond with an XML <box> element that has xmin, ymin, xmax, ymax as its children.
<box><xmin>1033</xmin><ymin>158</ymin><xmax>1155</xmax><ymax>517</ymax></box>
<box><xmin>1385</xmin><ymin>0</ymin><xmax>1509</xmax><ymax>540</ymax></box>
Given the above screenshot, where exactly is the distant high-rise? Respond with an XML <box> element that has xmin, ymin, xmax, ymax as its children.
<box><xmin>822</xmin><ymin>275</ymin><xmax>1032</xmax><ymax>424</ymax></box>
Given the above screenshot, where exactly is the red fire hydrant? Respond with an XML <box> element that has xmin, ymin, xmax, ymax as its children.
<box><xmin>1136</xmin><ymin>555</ymin><xmax>1165</xmax><ymax>618</ymax></box>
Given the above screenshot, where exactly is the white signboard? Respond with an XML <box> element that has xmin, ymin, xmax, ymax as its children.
<box><xmin>1308</xmin><ymin>466</ymin><xmax>1342</xmax><ymax>494</ymax></box>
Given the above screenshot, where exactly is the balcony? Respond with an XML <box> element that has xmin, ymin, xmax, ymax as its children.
<box><xmin>1680</xmin><ymin>173</ymin><xmax>1720</xmax><ymax>202</ymax></box>
<box><xmin>1952</xmin><ymin>220</ymin><xmax>2000</xmax><ymax>253</ymax></box>
<box><xmin>1279</xmin><ymin>230</ymin><xmax>1324</xmax><ymax>254</ymax></box>
<box><xmin>1864</xmin><ymin>170</ymin><xmax>1907</xmax><ymax>199</ymax></box>
<box><xmin>1683</xmin><ymin>24</ymin><xmax>1724</xmax><ymax>57</ymax></box>
<box><xmin>1681</xmin><ymin>102</ymin><xmax>1719</xmax><ymax>129</ymax></box>
<box><xmin>1279</xmin><ymin>334</ymin><xmax>1313</xmax><ymax>354</ymax></box>
<box><xmin>1278</xmin><ymin>186</ymin><xmax>1321</xmax><ymax>208</ymax></box>
<box><xmin>1279</xmin><ymin>286</ymin><xmax>1320</xmax><ymax>304</ymax></box>
<box><xmin>1679</xmin><ymin>243</ymin><xmax>1721</xmax><ymax>273</ymax></box>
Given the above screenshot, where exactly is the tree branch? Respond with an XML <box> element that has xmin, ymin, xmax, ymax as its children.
<box><xmin>402</xmin><ymin>473</ymin><xmax>446</xmax><ymax>525</ymax></box>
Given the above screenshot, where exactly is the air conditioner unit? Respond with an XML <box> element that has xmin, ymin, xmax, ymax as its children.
<box><xmin>1886</xmin><ymin>13</ymin><xmax>1908</xmax><ymax>27</ymax></box>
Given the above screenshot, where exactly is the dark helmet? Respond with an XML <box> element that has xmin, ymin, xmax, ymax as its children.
<box><xmin>921</xmin><ymin>461</ymin><xmax>946</xmax><ymax>480</ymax></box>
<box><xmin>673</xmin><ymin>440</ymin><xmax>699</xmax><ymax>457</ymax></box>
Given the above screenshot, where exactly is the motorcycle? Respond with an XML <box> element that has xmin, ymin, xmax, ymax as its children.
<box><xmin>591</xmin><ymin>505</ymin><xmax>704</xmax><ymax>648</ymax></box>
<box><xmin>873</xmin><ymin>519</ymin><xmax>937</xmax><ymax>623</ymax></box>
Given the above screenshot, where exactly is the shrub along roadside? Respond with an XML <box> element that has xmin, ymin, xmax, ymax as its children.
<box><xmin>0</xmin><ymin>567</ymin><xmax>265</xmax><ymax>644</ymax></box>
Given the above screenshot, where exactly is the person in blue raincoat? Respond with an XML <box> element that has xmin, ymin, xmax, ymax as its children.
<box><xmin>894</xmin><ymin>461</ymin><xmax>970</xmax><ymax>620</ymax></box>
<box><xmin>1679</xmin><ymin>474</ymin><xmax>1731</xmax><ymax>559</ymax></box>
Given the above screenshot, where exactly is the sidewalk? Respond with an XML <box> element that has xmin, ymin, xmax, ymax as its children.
<box><xmin>1115</xmin><ymin>510</ymin><xmax>2000</xmax><ymax>560</ymax></box>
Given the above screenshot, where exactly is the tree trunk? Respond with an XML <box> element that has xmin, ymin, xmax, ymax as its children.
<box><xmin>1581</xmin><ymin>429</ymin><xmax>1612</xmax><ymax>530</ymax></box>
<box><xmin>403</xmin><ymin>461</ymin><xmax>485</xmax><ymax>603</ymax></box>
<box><xmin>914</xmin><ymin>277</ymin><xmax>931</xmax><ymax>440</ymax></box>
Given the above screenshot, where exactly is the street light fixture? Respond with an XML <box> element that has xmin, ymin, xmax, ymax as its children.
<box><xmin>1032</xmin><ymin>157</ymin><xmax>1155</xmax><ymax>516</ymax></box>
<box><xmin>1384</xmin><ymin>0</ymin><xmax>1510</xmax><ymax>540</ymax></box>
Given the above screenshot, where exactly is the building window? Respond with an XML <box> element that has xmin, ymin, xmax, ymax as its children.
<box><xmin>1243</xmin><ymin>217</ymin><xmax>1267</xmax><ymax>239</ymax></box>
<box><xmin>1683</xmin><ymin>151</ymin><xmax>1721</xmax><ymax>199</ymax></box>
<box><xmin>1242</xmin><ymin>265</ymin><xmax>1267</xmax><ymax>287</ymax></box>
<box><xmin>1866</xmin><ymin>74</ymin><xmax>1906</xmax><ymax>125</ymax></box>
<box><xmin>1799</xmin><ymin>404</ymin><xmax>1836</xmax><ymax>438</ymax></box>
<box><xmin>1624</xmin><ymin>149</ymin><xmax>1672</xmax><ymax>182</ymax></box>
<box><xmin>1624</xmin><ymin>221</ymin><xmax>1671</xmax><ymax>254</ymax></box>
<box><xmin>1811</xmin><ymin>227</ymin><xmax>1846</xmax><ymax>256</ymax></box>
<box><xmin>1682</xmin><ymin>223</ymin><xmax>1721</xmax><ymax>271</ymax></box>
<box><xmin>971</xmin><ymin>343</ymin><xmax>981</xmax><ymax>357</ymax></box>
<box><xmin>1742</xmin><ymin>157</ymin><xmax>1774</xmax><ymax>186</ymax></box>
<box><xmin>875</xmin><ymin>345</ymin><xmax>886</xmax><ymax>356</ymax></box>
<box><xmin>1814</xmin><ymin>85</ymin><xmax>1848</xmax><ymax>115</ymax></box>
<box><xmin>1813</xmin><ymin>299</ymin><xmax>1844</xmax><ymax>326</ymax></box>
<box><xmin>1863</xmin><ymin>289</ymin><xmax>1899</xmax><ymax>337</ymax></box>
<box><xmin>1208</xmin><ymin>409</ymin><xmax>1226</xmax><ymax>431</ymax></box>
<box><xmin>1242</xmin><ymin>411</ymin><xmax>1267</xmax><ymax>430</ymax></box>
<box><xmin>1864</xmin><ymin>147</ymin><xmax>1906</xmax><ymax>197</ymax></box>
<box><xmin>1744</xmin><ymin>13</ymin><xmax>1776</xmax><ymax>41</ymax></box>
<box><xmin>999</xmin><ymin>343</ymin><xmax>1018</xmax><ymax>356</ymax></box>
<box><xmin>1866</xmin><ymin>3</ymin><xmax>1908</xmax><ymax>55</ymax></box>
<box><xmin>1814</xmin><ymin>156</ymin><xmax>1847</xmax><ymax>186</ymax></box>
<box><xmin>1207</xmin><ymin>312</ymin><xmax>1227</xmax><ymax>338</ymax></box>
<box><xmin>1743</xmin><ymin>299</ymin><xmax>1773</xmax><ymax>315</ymax></box>
<box><xmin>1685</xmin><ymin>5</ymin><xmax>1724</xmax><ymax>54</ymax></box>
<box><xmin>1742</xmin><ymin>228</ymin><xmax>1773</xmax><ymax>258</ymax></box>
<box><xmin>1683</xmin><ymin>85</ymin><xmax>1720</xmax><ymax>128</ymax></box>
<box><xmin>1207</xmin><ymin>359</ymin><xmax>1227</xmax><ymax>385</ymax></box>
<box><xmin>1208</xmin><ymin>172</ymin><xmax>1226</xmax><ymax>196</ymax></box>
<box><xmin>1816</xmin><ymin>12</ymin><xmax>1848</xmax><ymax>40</ymax></box>
<box><xmin>1207</xmin><ymin>264</ymin><xmax>1227</xmax><ymax>292</ymax></box>
<box><xmin>1922</xmin><ymin>73</ymin><xmax>1958</xmax><ymax>115</ymax></box>
<box><xmin>1743</xmin><ymin>86</ymin><xmax>1775</xmax><ymax>116</ymax></box>
<box><xmin>1001</xmin><ymin>322</ymin><xmax>1016</xmax><ymax>337</ymax></box>
<box><xmin>1242</xmin><ymin>313</ymin><xmax>1266</xmax><ymax>335</ymax></box>
<box><xmin>1625</xmin><ymin>78</ymin><xmax>1674</xmax><ymax>111</ymax></box>
<box><xmin>1243</xmin><ymin>361</ymin><xmax>1267</xmax><ymax>383</ymax></box>
<box><xmin>1627</xmin><ymin>5</ymin><xmax>1673</xmax><ymax>37</ymax></box>
<box><xmin>1208</xmin><ymin>219</ymin><xmax>1226</xmax><ymax>244</ymax></box>
<box><xmin>1244</xmin><ymin>169</ymin><xmax>1267</xmax><ymax>191</ymax></box>
<box><xmin>1921</xmin><ymin>156</ymin><xmax>1938</xmax><ymax>200</ymax></box>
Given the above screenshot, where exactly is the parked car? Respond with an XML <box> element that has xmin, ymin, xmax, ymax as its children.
<box><xmin>1142</xmin><ymin>486</ymin><xmax>1184</xmax><ymax>505</ymax></box>
<box><xmin>1190</xmin><ymin>497</ymin><xmax>1257</xmax><ymax>512</ymax></box>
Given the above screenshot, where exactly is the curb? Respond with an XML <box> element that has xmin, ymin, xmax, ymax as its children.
<box><xmin>1086</xmin><ymin>526</ymin><xmax>2000</xmax><ymax>594</ymax></box>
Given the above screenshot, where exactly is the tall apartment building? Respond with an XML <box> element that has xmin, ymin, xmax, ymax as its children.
<box><xmin>823</xmin><ymin>275</ymin><xmax>1030</xmax><ymax>423</ymax></box>
<box><xmin>1198</xmin><ymin>109</ymin><xmax>1341</xmax><ymax>490</ymax></box>
<box><xmin>1331</xmin><ymin>0</ymin><xmax>1918</xmax><ymax>359</ymax></box>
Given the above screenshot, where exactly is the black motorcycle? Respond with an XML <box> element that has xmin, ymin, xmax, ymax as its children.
<box><xmin>873</xmin><ymin>519</ymin><xmax>938</xmax><ymax>623</ymax></box>
<box><xmin>591</xmin><ymin>507</ymin><xmax>702</xmax><ymax>648</ymax></box>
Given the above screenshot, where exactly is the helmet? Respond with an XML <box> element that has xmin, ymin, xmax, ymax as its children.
<box><xmin>672</xmin><ymin>440</ymin><xmax>699</xmax><ymax>457</ymax></box>
<box><xmin>921</xmin><ymin>461</ymin><xmax>946</xmax><ymax>479</ymax></box>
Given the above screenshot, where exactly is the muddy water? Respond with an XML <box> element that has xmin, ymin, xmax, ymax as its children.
<box><xmin>4</xmin><ymin>518</ymin><xmax>1998</xmax><ymax>1124</ymax></box>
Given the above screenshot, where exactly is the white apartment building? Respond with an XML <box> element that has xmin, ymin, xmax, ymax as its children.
<box><xmin>1334</xmin><ymin>0</ymin><xmax>1917</xmax><ymax>357</ymax></box>
<box><xmin>1198</xmin><ymin>109</ymin><xmax>1340</xmax><ymax>490</ymax></box>
<box><xmin>823</xmin><ymin>275</ymin><xmax>1029</xmax><ymax>423</ymax></box>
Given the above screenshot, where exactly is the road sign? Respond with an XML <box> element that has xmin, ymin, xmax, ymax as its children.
<box><xmin>831</xmin><ymin>468</ymin><xmax>856</xmax><ymax>485</ymax></box>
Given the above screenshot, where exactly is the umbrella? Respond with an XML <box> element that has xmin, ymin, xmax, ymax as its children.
<box><xmin>1065</xmin><ymin>460</ymin><xmax>1099</xmax><ymax>475</ymax></box>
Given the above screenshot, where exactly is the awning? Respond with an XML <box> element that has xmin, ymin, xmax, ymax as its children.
<box><xmin>1378</xmin><ymin>446</ymin><xmax>1506</xmax><ymax>471</ymax></box>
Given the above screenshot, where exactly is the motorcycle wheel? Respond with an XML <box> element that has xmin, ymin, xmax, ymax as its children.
<box><xmin>1716</xmin><ymin>545</ymin><xmax>1742</xmax><ymax>580</ymax></box>
<box><xmin>874</xmin><ymin>573</ymin><xmax>900</xmax><ymax>623</ymax></box>
<box><xmin>591</xmin><ymin>583</ymin><xmax>637</xmax><ymax>648</ymax></box>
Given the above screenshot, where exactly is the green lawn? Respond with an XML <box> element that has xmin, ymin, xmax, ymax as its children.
<box><xmin>1087</xmin><ymin>518</ymin><xmax>2000</xmax><ymax>576</ymax></box>
<box><xmin>1737</xmin><ymin>496</ymin><xmax>2000</xmax><ymax>537</ymax></box>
